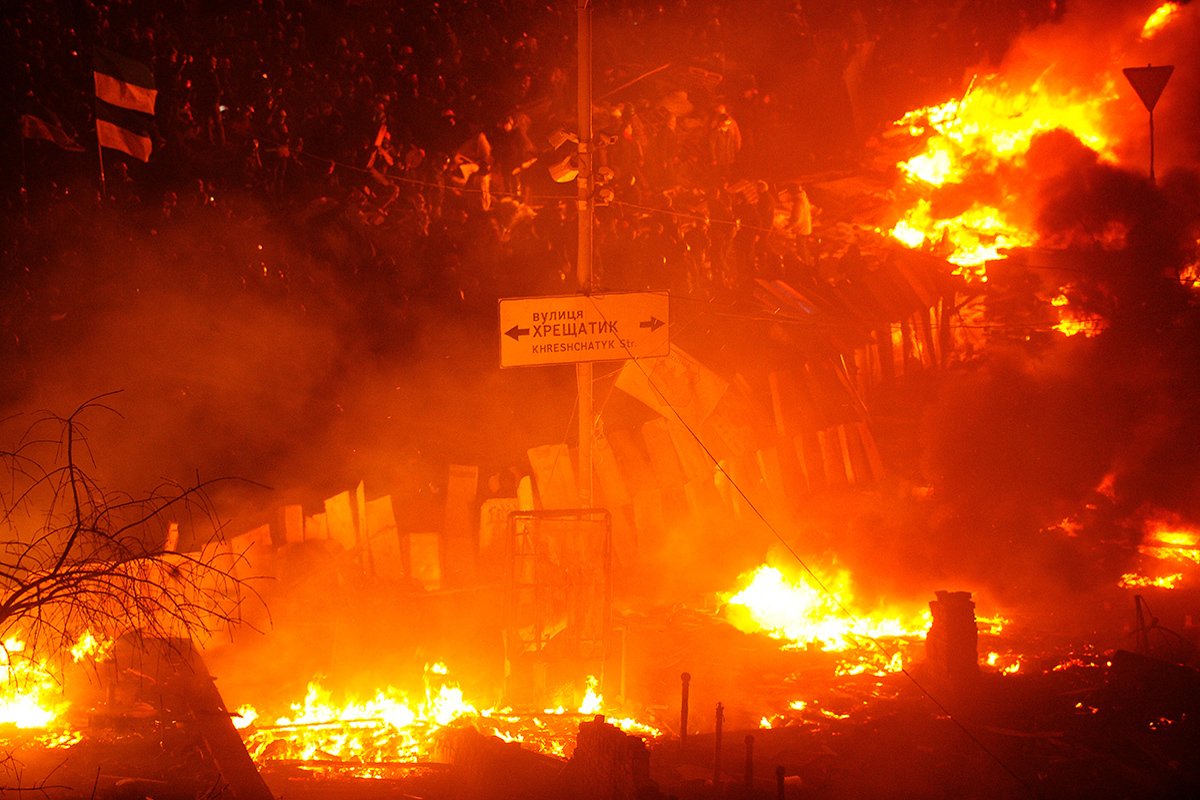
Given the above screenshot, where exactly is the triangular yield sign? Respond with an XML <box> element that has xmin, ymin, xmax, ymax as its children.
<box><xmin>1123</xmin><ymin>65</ymin><xmax>1174</xmax><ymax>112</ymax></box>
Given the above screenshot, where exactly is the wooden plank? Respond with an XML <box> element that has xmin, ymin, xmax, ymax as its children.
<box><xmin>593</xmin><ymin>432</ymin><xmax>632</xmax><ymax>508</ymax></box>
<box><xmin>631</xmin><ymin>489</ymin><xmax>665</xmax><ymax>561</ymax></box>
<box><xmin>792</xmin><ymin>431</ymin><xmax>815</xmax><ymax>493</ymax></box>
<box><xmin>615</xmin><ymin>346</ymin><xmax>728</xmax><ymax>430</ymax></box>
<box><xmin>756</xmin><ymin>446</ymin><xmax>788</xmax><ymax>517</ymax></box>
<box><xmin>856</xmin><ymin>422</ymin><xmax>886</xmax><ymax>482</ymax></box>
<box><xmin>305</xmin><ymin>511</ymin><xmax>328</xmax><ymax>541</ymax></box>
<box><xmin>324</xmin><ymin>491</ymin><xmax>357</xmax><ymax>551</ymax></box>
<box><xmin>641</xmin><ymin>417</ymin><xmax>687</xmax><ymax>488</ymax></box>
<box><xmin>228</xmin><ymin>524</ymin><xmax>273</xmax><ymax>576</ymax></box>
<box><xmin>279</xmin><ymin>504</ymin><xmax>304</xmax><ymax>545</ymax></box>
<box><xmin>713</xmin><ymin>457</ymin><xmax>743</xmax><ymax>517</ymax></box>
<box><xmin>479</xmin><ymin>497</ymin><xmax>519</xmax><ymax>570</ymax></box>
<box><xmin>445</xmin><ymin>465</ymin><xmax>479</xmax><ymax>539</ymax></box>
<box><xmin>443</xmin><ymin>466</ymin><xmax>480</xmax><ymax>585</ymax></box>
<box><xmin>164</xmin><ymin>522</ymin><xmax>180</xmax><ymax>552</ymax></box>
<box><xmin>527</xmin><ymin>443</ymin><xmax>578</xmax><ymax>509</ymax></box>
<box><xmin>364</xmin><ymin>494</ymin><xmax>404</xmax><ymax>581</ymax></box>
<box><xmin>837</xmin><ymin>425</ymin><xmax>858</xmax><ymax>485</ymax></box>
<box><xmin>609</xmin><ymin>428</ymin><xmax>657</xmax><ymax>492</ymax></box>
<box><xmin>817</xmin><ymin>428</ymin><xmax>847</xmax><ymax>488</ymax></box>
<box><xmin>409</xmin><ymin>531</ymin><xmax>442</xmax><ymax>590</ymax></box>
<box><xmin>666</xmin><ymin>418</ymin><xmax>713</xmax><ymax>481</ymax></box>
<box><xmin>173</xmin><ymin>641</ymin><xmax>277</xmax><ymax>800</ymax></box>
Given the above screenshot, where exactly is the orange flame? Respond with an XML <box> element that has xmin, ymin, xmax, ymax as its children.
<box><xmin>885</xmin><ymin>64</ymin><xmax>1120</xmax><ymax>278</ymax></box>
<box><xmin>0</xmin><ymin>638</ymin><xmax>66</xmax><ymax>729</ymax></box>
<box><xmin>1141</xmin><ymin>522</ymin><xmax>1200</xmax><ymax>564</ymax></box>
<box><xmin>1121</xmin><ymin>516</ymin><xmax>1200</xmax><ymax>588</ymax></box>
<box><xmin>1179</xmin><ymin>256</ymin><xmax>1200</xmax><ymax>290</ymax></box>
<box><xmin>1141</xmin><ymin>2</ymin><xmax>1181</xmax><ymax>40</ymax></box>
<box><xmin>1</xmin><ymin>631</ymin><xmax>109</xmax><ymax>746</ymax></box>
<box><xmin>986</xmin><ymin>651</ymin><xmax>1022</xmax><ymax>675</ymax></box>
<box><xmin>1119</xmin><ymin>572</ymin><xmax>1183</xmax><ymax>589</ymax></box>
<box><xmin>1051</xmin><ymin>293</ymin><xmax>1107</xmax><ymax>337</ymax></box>
<box><xmin>237</xmin><ymin>665</ymin><xmax>661</xmax><ymax>765</ymax></box>
<box><xmin>720</xmin><ymin>564</ymin><xmax>930</xmax><ymax>673</ymax></box>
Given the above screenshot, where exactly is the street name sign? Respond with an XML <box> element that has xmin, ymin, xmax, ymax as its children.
<box><xmin>499</xmin><ymin>291</ymin><xmax>670</xmax><ymax>367</ymax></box>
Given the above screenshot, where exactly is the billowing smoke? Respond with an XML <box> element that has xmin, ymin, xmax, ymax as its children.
<box><xmin>995</xmin><ymin>0</ymin><xmax>1200</xmax><ymax>171</ymax></box>
<box><xmin>911</xmin><ymin>130</ymin><xmax>1200</xmax><ymax>605</ymax></box>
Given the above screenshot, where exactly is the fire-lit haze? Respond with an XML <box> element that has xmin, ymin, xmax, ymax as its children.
<box><xmin>2</xmin><ymin>0</ymin><xmax>1200</xmax><ymax>793</ymax></box>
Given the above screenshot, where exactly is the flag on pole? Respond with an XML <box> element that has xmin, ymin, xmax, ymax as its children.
<box><xmin>20</xmin><ymin>112</ymin><xmax>85</xmax><ymax>152</ymax></box>
<box><xmin>93</xmin><ymin>47</ymin><xmax>156</xmax><ymax>162</ymax></box>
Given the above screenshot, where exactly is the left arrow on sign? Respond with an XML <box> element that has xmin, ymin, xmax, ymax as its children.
<box><xmin>505</xmin><ymin>324</ymin><xmax>530</xmax><ymax>341</ymax></box>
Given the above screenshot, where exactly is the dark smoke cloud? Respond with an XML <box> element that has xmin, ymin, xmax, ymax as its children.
<box><xmin>987</xmin><ymin>0</ymin><xmax>1200</xmax><ymax>173</ymax></box>
<box><xmin>821</xmin><ymin>2</ymin><xmax>1200</xmax><ymax>609</ymax></box>
<box><xmin>908</xmin><ymin>126</ymin><xmax>1200</xmax><ymax>603</ymax></box>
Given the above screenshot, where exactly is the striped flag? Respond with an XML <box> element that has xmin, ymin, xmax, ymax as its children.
<box><xmin>93</xmin><ymin>47</ymin><xmax>156</xmax><ymax>162</ymax></box>
<box><xmin>20</xmin><ymin>112</ymin><xmax>85</xmax><ymax>151</ymax></box>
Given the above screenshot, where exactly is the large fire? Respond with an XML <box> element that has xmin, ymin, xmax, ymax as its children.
<box><xmin>0</xmin><ymin>638</ymin><xmax>68</xmax><ymax>730</ymax></box>
<box><xmin>234</xmin><ymin>666</ymin><xmax>661</xmax><ymax>767</ymax></box>
<box><xmin>1141</xmin><ymin>2</ymin><xmax>1181</xmax><ymax>40</ymax></box>
<box><xmin>720</xmin><ymin>563</ymin><xmax>931</xmax><ymax>675</ymax></box>
<box><xmin>3</xmin><ymin>635</ymin><xmax>662</xmax><ymax>769</ymax></box>
<box><xmin>885</xmin><ymin>73</ymin><xmax>1118</xmax><ymax>277</ymax></box>
<box><xmin>883</xmin><ymin>2</ymin><xmax>1186</xmax><ymax>280</ymax></box>
<box><xmin>0</xmin><ymin>632</ymin><xmax>107</xmax><ymax>749</ymax></box>
<box><xmin>1113</xmin><ymin>514</ymin><xmax>1200</xmax><ymax>589</ymax></box>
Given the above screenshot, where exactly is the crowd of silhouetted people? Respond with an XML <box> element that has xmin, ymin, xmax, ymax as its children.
<box><xmin>2</xmin><ymin>0</ymin><xmax>1061</xmax><ymax>319</ymax></box>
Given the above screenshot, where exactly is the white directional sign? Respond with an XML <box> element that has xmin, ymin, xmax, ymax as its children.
<box><xmin>499</xmin><ymin>291</ymin><xmax>670</xmax><ymax>368</ymax></box>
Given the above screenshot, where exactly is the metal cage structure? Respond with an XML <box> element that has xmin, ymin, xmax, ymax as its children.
<box><xmin>503</xmin><ymin>508</ymin><xmax>612</xmax><ymax>702</ymax></box>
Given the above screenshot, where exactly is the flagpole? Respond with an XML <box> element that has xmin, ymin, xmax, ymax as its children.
<box><xmin>20</xmin><ymin>131</ymin><xmax>28</xmax><ymax>211</ymax></box>
<box><xmin>95</xmin><ymin>102</ymin><xmax>107</xmax><ymax>201</ymax></box>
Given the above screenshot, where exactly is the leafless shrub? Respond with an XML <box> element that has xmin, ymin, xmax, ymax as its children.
<box><xmin>0</xmin><ymin>392</ymin><xmax>265</xmax><ymax>663</ymax></box>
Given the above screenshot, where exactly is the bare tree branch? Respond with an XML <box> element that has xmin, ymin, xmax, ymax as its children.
<box><xmin>0</xmin><ymin>394</ymin><xmax>268</xmax><ymax>667</ymax></box>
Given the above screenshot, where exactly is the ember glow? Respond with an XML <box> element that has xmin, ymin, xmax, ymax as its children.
<box><xmin>986</xmin><ymin>651</ymin><xmax>1023</xmax><ymax>675</ymax></box>
<box><xmin>720</xmin><ymin>564</ymin><xmax>930</xmax><ymax>671</ymax></box>
<box><xmin>1180</xmin><ymin>259</ymin><xmax>1200</xmax><ymax>289</ymax></box>
<box><xmin>1118</xmin><ymin>572</ymin><xmax>1183</xmax><ymax>589</ymax></box>
<box><xmin>1051</xmin><ymin>292</ymin><xmax>1107</xmax><ymax>338</ymax></box>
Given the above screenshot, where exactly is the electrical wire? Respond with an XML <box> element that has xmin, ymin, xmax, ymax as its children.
<box><xmin>575</xmin><ymin>293</ymin><xmax>1040</xmax><ymax>798</ymax></box>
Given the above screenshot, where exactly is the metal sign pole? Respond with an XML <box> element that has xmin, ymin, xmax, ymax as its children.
<box><xmin>576</xmin><ymin>0</ymin><xmax>594</xmax><ymax>508</ymax></box>
<box><xmin>1122</xmin><ymin>64</ymin><xmax>1174</xmax><ymax>185</ymax></box>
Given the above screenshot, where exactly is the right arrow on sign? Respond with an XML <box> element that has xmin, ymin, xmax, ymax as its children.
<box><xmin>640</xmin><ymin>316</ymin><xmax>665</xmax><ymax>332</ymax></box>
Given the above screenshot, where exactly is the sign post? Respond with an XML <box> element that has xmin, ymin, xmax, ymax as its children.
<box><xmin>576</xmin><ymin>0</ymin><xmax>594</xmax><ymax>508</ymax></box>
<box><xmin>1123</xmin><ymin>64</ymin><xmax>1173</xmax><ymax>184</ymax></box>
